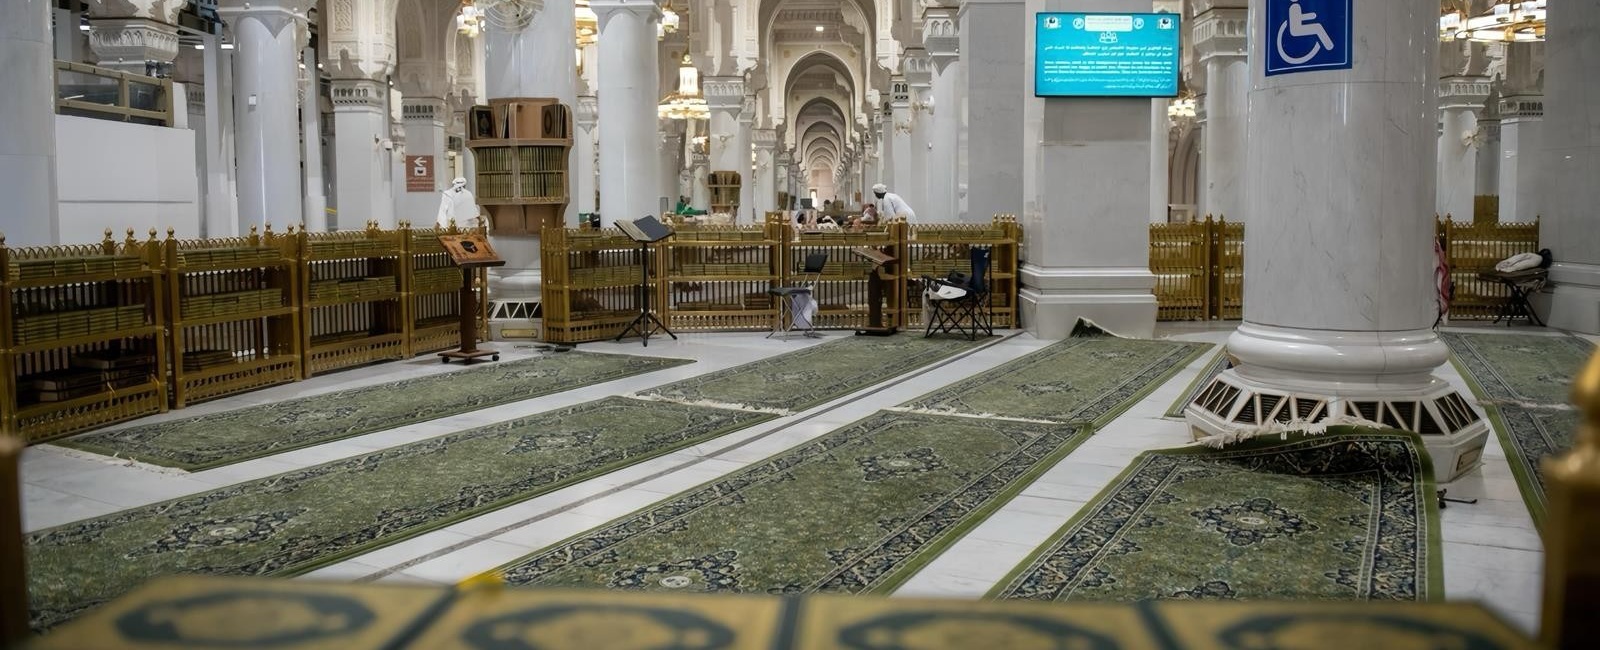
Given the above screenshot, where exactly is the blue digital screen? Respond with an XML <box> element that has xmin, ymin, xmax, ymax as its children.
<box><xmin>1035</xmin><ymin>12</ymin><xmax>1182</xmax><ymax>98</ymax></box>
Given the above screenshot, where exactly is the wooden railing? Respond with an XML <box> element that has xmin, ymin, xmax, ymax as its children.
<box><xmin>54</xmin><ymin>61</ymin><xmax>175</xmax><ymax>127</ymax></box>
<box><xmin>1152</xmin><ymin>216</ymin><xmax>1540</xmax><ymax>322</ymax></box>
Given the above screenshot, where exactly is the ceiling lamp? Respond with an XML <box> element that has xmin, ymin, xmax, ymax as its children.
<box><xmin>576</xmin><ymin>1</ymin><xmax>597</xmax><ymax>46</ymax></box>
<box><xmin>457</xmin><ymin>3</ymin><xmax>483</xmax><ymax>38</ymax></box>
<box><xmin>815</xmin><ymin>25</ymin><xmax>825</xmax><ymax>32</ymax></box>
<box><xmin>1440</xmin><ymin>1</ymin><xmax>1545</xmax><ymax>43</ymax></box>
<box><xmin>454</xmin><ymin>0</ymin><xmax>544</xmax><ymax>35</ymax></box>
<box><xmin>659</xmin><ymin>55</ymin><xmax>710</xmax><ymax>120</ymax></box>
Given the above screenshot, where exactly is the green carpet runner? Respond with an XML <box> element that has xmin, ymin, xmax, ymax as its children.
<box><xmin>57</xmin><ymin>351</ymin><xmax>693</xmax><ymax>471</ymax></box>
<box><xmin>990</xmin><ymin>429</ymin><xmax>1441</xmax><ymax>602</ymax></box>
<box><xmin>27</xmin><ymin>397</ymin><xmax>771</xmax><ymax>630</ymax></box>
<box><xmin>492</xmin><ymin>412</ymin><xmax>1090</xmax><ymax>595</ymax></box>
<box><xmin>1443</xmin><ymin>331</ymin><xmax>1595</xmax><ymax>525</ymax></box>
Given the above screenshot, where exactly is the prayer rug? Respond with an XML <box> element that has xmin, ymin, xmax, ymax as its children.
<box><xmin>1442</xmin><ymin>331</ymin><xmax>1595</xmax><ymax>526</ymax></box>
<box><xmin>990</xmin><ymin>428</ymin><xmax>1441</xmax><ymax>602</ymax></box>
<box><xmin>897</xmin><ymin>331</ymin><xmax>1211</xmax><ymax>425</ymax></box>
<box><xmin>56</xmin><ymin>351</ymin><xmax>692</xmax><ymax>471</ymax></box>
<box><xmin>635</xmin><ymin>334</ymin><xmax>989</xmax><ymax>414</ymax></box>
<box><xmin>490</xmin><ymin>412</ymin><xmax>1090</xmax><ymax>596</ymax></box>
<box><xmin>25</xmin><ymin>397</ymin><xmax>770</xmax><ymax>631</ymax></box>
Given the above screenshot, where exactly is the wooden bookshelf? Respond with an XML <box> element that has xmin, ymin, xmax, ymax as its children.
<box><xmin>904</xmin><ymin>215</ymin><xmax>1020</xmax><ymax>329</ymax></box>
<box><xmin>661</xmin><ymin>223</ymin><xmax>781</xmax><ymax>332</ymax></box>
<box><xmin>539</xmin><ymin>226</ymin><xmax>652</xmax><ymax>343</ymax></box>
<box><xmin>708</xmin><ymin>171</ymin><xmax>741</xmax><ymax>216</ymax></box>
<box><xmin>0</xmin><ymin>230</ymin><xmax>167</xmax><ymax>442</ymax></box>
<box><xmin>298</xmin><ymin>224</ymin><xmax>407</xmax><ymax>377</ymax></box>
<box><xmin>467</xmin><ymin>97</ymin><xmax>573</xmax><ymax>236</ymax></box>
<box><xmin>165</xmin><ymin>226</ymin><xmax>302</xmax><ymax>409</ymax></box>
<box><xmin>782</xmin><ymin>219</ymin><xmax>905</xmax><ymax>331</ymax></box>
<box><xmin>403</xmin><ymin>221</ymin><xmax>489</xmax><ymax>356</ymax></box>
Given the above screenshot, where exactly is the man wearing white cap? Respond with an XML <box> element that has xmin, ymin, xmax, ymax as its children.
<box><xmin>436</xmin><ymin>177</ymin><xmax>481</xmax><ymax>228</ymax></box>
<box><xmin>872</xmin><ymin>183</ymin><xmax>917</xmax><ymax>223</ymax></box>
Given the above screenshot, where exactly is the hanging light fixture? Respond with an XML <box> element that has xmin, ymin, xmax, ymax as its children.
<box><xmin>1440</xmin><ymin>1</ymin><xmax>1545</xmax><ymax>43</ymax></box>
<box><xmin>658</xmin><ymin>54</ymin><xmax>710</xmax><ymax>120</ymax></box>
<box><xmin>456</xmin><ymin>0</ymin><xmax>544</xmax><ymax>35</ymax></box>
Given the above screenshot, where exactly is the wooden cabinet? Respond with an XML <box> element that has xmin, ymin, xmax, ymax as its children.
<box><xmin>467</xmin><ymin>98</ymin><xmax>574</xmax><ymax>236</ymax></box>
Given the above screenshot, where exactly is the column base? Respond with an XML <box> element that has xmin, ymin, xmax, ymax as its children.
<box><xmin>1536</xmin><ymin>262</ymin><xmax>1600</xmax><ymax>335</ymax></box>
<box><xmin>1018</xmin><ymin>265</ymin><xmax>1157</xmax><ymax>339</ymax></box>
<box><xmin>485</xmin><ymin>232</ymin><xmax>543</xmax><ymax>341</ymax></box>
<box><xmin>1183</xmin><ymin>324</ymin><xmax>1490</xmax><ymax>482</ymax></box>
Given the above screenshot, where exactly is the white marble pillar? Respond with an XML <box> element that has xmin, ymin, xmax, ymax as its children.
<box><xmin>1150</xmin><ymin>98</ymin><xmax>1170</xmax><ymax>222</ymax></box>
<box><xmin>878</xmin><ymin>107</ymin><xmax>895</xmax><ymax>188</ymax></box>
<box><xmin>1195</xmin><ymin>1</ymin><xmax>1247</xmax><ymax>221</ymax></box>
<box><xmin>904</xmin><ymin>51</ymin><xmax>933</xmax><ymax>217</ymax></box>
<box><xmin>926</xmin><ymin>46</ymin><xmax>961</xmax><ymax>220</ymax></box>
<box><xmin>660</xmin><ymin>121</ymin><xmax>683</xmax><ymax>211</ymax></box>
<box><xmin>1497</xmin><ymin>95</ymin><xmax>1543</xmax><ymax>222</ymax></box>
<box><xmin>752</xmin><ymin>128</ymin><xmax>777</xmax><ymax>216</ymax></box>
<box><xmin>0</xmin><ymin>0</ymin><xmax>58</xmax><ymax>245</ymax></box>
<box><xmin>330</xmin><ymin>79</ymin><xmax>390</xmax><ymax>229</ymax></box>
<box><xmin>735</xmin><ymin>98</ymin><xmax>755</xmax><ymax>221</ymax></box>
<box><xmin>703</xmin><ymin>76</ymin><xmax>743</xmax><ymax>213</ymax></box>
<box><xmin>301</xmin><ymin>47</ymin><xmax>327</xmax><ymax>232</ymax></box>
<box><xmin>691</xmin><ymin>150</ymin><xmax>710</xmax><ymax>209</ymax></box>
<box><xmin>961</xmin><ymin>0</ymin><xmax>1026</xmax><ymax>221</ymax></box>
<box><xmin>400</xmin><ymin>98</ymin><xmax>447</xmax><ymax>225</ymax></box>
<box><xmin>774</xmin><ymin>149</ymin><xmax>791</xmax><ymax>209</ymax></box>
<box><xmin>1187</xmin><ymin>0</ymin><xmax>1487</xmax><ymax>481</ymax></box>
<box><xmin>593</xmin><ymin>0</ymin><xmax>661</xmax><ymax>225</ymax></box>
<box><xmin>1436</xmin><ymin>77</ymin><xmax>1490</xmax><ymax>221</ymax></box>
<box><xmin>201</xmin><ymin>34</ymin><xmax>238</xmax><ymax>238</ymax></box>
<box><xmin>889</xmin><ymin>76</ymin><xmax>914</xmax><ymax>204</ymax></box>
<box><xmin>1475</xmin><ymin>116</ymin><xmax>1500</xmax><ymax>212</ymax></box>
<box><xmin>1538</xmin><ymin>0</ymin><xmax>1600</xmax><ymax>334</ymax></box>
<box><xmin>574</xmin><ymin>95</ymin><xmax>598</xmax><ymax>215</ymax></box>
<box><xmin>221</xmin><ymin>0</ymin><xmax>306</xmax><ymax>232</ymax></box>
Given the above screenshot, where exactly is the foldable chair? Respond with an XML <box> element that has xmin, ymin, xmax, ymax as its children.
<box><xmin>768</xmin><ymin>252</ymin><xmax>828</xmax><ymax>339</ymax></box>
<box><xmin>924</xmin><ymin>247</ymin><xmax>992</xmax><ymax>340</ymax></box>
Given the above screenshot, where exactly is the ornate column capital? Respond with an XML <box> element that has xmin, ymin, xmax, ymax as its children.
<box><xmin>903</xmin><ymin>48</ymin><xmax>933</xmax><ymax>90</ymax></box>
<box><xmin>889</xmin><ymin>76</ymin><xmax>911</xmax><ymax>108</ymax></box>
<box><xmin>401</xmin><ymin>98</ymin><xmax>447</xmax><ymax>124</ymax></box>
<box><xmin>1499</xmin><ymin>95</ymin><xmax>1544</xmax><ymax>121</ymax></box>
<box><xmin>753</xmin><ymin>128</ymin><xmax>777</xmax><ymax>152</ymax></box>
<box><xmin>1193</xmin><ymin>6</ymin><xmax>1247</xmax><ymax>63</ymax></box>
<box><xmin>329</xmin><ymin>78</ymin><xmax>388</xmax><ymax>112</ymax></box>
<box><xmin>590</xmin><ymin>0</ymin><xmax>662</xmax><ymax>32</ymax></box>
<box><xmin>703</xmin><ymin>76</ymin><xmax>746</xmax><ymax>114</ymax></box>
<box><xmin>1439</xmin><ymin>76</ymin><xmax>1492</xmax><ymax>112</ymax></box>
<box><xmin>576</xmin><ymin>95</ymin><xmax>599</xmax><ymax>129</ymax></box>
<box><xmin>87</xmin><ymin>18</ymin><xmax>181</xmax><ymax>74</ymax></box>
<box><xmin>738</xmin><ymin>95</ymin><xmax>757</xmax><ymax>124</ymax></box>
<box><xmin>691</xmin><ymin>150</ymin><xmax>709</xmax><ymax>168</ymax></box>
<box><xmin>922</xmin><ymin>7</ymin><xmax>960</xmax><ymax>73</ymax></box>
<box><xmin>217</xmin><ymin>0</ymin><xmax>312</xmax><ymax>36</ymax></box>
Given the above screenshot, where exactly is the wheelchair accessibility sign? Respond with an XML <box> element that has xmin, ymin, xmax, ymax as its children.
<box><xmin>1265</xmin><ymin>0</ymin><xmax>1351</xmax><ymax>76</ymax></box>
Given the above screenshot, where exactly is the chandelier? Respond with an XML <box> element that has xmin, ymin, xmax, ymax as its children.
<box><xmin>1440</xmin><ymin>1</ymin><xmax>1545</xmax><ymax>43</ymax></box>
<box><xmin>456</xmin><ymin>0</ymin><xmax>548</xmax><ymax>36</ymax></box>
<box><xmin>658</xmin><ymin>55</ymin><xmax>709</xmax><ymax>120</ymax></box>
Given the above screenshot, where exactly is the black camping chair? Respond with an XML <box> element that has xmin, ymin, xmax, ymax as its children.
<box><xmin>768</xmin><ymin>252</ymin><xmax>828</xmax><ymax>339</ymax></box>
<box><xmin>923</xmin><ymin>247</ymin><xmax>992</xmax><ymax>340</ymax></box>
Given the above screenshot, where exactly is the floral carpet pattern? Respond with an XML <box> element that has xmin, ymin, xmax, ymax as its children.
<box><xmin>492</xmin><ymin>412</ymin><xmax>1089</xmax><ymax>596</ymax></box>
<box><xmin>899</xmin><ymin>334</ymin><xmax>1211</xmax><ymax>425</ymax></box>
<box><xmin>1443</xmin><ymin>331</ymin><xmax>1594</xmax><ymax>526</ymax></box>
<box><xmin>991</xmin><ymin>429</ymin><xmax>1440</xmax><ymax>603</ymax></box>
<box><xmin>635</xmin><ymin>334</ymin><xmax>986</xmax><ymax>414</ymax></box>
<box><xmin>57</xmin><ymin>351</ymin><xmax>693</xmax><ymax>470</ymax></box>
<box><xmin>26</xmin><ymin>397</ymin><xmax>771</xmax><ymax>630</ymax></box>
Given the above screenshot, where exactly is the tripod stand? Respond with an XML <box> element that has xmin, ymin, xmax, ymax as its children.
<box><xmin>614</xmin><ymin>216</ymin><xmax>677</xmax><ymax>347</ymax></box>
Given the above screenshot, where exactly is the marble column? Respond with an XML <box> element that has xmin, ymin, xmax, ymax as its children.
<box><xmin>1436</xmin><ymin>77</ymin><xmax>1490</xmax><ymax>221</ymax></box>
<box><xmin>690</xmin><ymin>150</ymin><xmax>709</xmax><ymax>208</ymax></box>
<box><xmin>660</xmin><ymin>121</ymin><xmax>683</xmax><ymax>211</ymax></box>
<box><xmin>574</xmin><ymin>95</ymin><xmax>598</xmax><ymax>215</ymax></box>
<box><xmin>774</xmin><ymin>149</ymin><xmax>792</xmax><ymax>209</ymax></box>
<box><xmin>86</xmin><ymin>0</ymin><xmax>183</xmax><ymax>77</ymax></box>
<box><xmin>1538</xmin><ymin>0</ymin><xmax>1600</xmax><ymax>334</ymax></box>
<box><xmin>925</xmin><ymin>6</ymin><xmax>961</xmax><ymax>222</ymax></box>
<box><xmin>482</xmin><ymin>0</ymin><xmax>577</xmax><ymax>336</ymax></box>
<box><xmin>400</xmin><ymin>97</ymin><xmax>448</xmax><ymax>225</ymax></box>
<box><xmin>904</xmin><ymin>51</ymin><xmax>932</xmax><ymax>216</ymax></box>
<box><xmin>301</xmin><ymin>46</ymin><xmax>327</xmax><ymax>232</ymax></box>
<box><xmin>1186</xmin><ymin>0</ymin><xmax>1487</xmax><ymax>481</ymax></box>
<box><xmin>889</xmin><ymin>76</ymin><xmax>914</xmax><ymax>205</ymax></box>
<box><xmin>752</xmin><ymin>127</ymin><xmax>777</xmax><ymax>216</ymax></box>
<box><xmin>735</xmin><ymin>97</ymin><xmax>755</xmax><ymax>220</ymax></box>
<box><xmin>0</xmin><ymin>0</ymin><xmax>58</xmax><ymax>245</ymax></box>
<box><xmin>878</xmin><ymin>105</ymin><xmax>895</xmax><ymax>189</ymax></box>
<box><xmin>960</xmin><ymin>0</ymin><xmax>1025</xmax><ymax>221</ymax></box>
<box><xmin>593</xmin><ymin>0</ymin><xmax>661</xmax><ymax>225</ymax></box>
<box><xmin>201</xmin><ymin>33</ymin><xmax>239</xmax><ymax>238</ymax></box>
<box><xmin>703</xmin><ymin>76</ymin><xmax>743</xmax><ymax>213</ymax></box>
<box><xmin>1150</xmin><ymin>99</ymin><xmax>1171</xmax><ymax>222</ymax></box>
<box><xmin>1020</xmin><ymin>0</ymin><xmax>1158</xmax><ymax>340</ymax></box>
<box><xmin>330</xmin><ymin>78</ymin><xmax>390</xmax><ymax>228</ymax></box>
<box><xmin>1195</xmin><ymin>0</ymin><xmax>1247</xmax><ymax>221</ymax></box>
<box><xmin>1475</xmin><ymin>105</ymin><xmax>1501</xmax><ymax>216</ymax></box>
<box><xmin>221</xmin><ymin>0</ymin><xmax>306</xmax><ymax>232</ymax></box>
<box><xmin>1497</xmin><ymin>95</ymin><xmax>1543</xmax><ymax>222</ymax></box>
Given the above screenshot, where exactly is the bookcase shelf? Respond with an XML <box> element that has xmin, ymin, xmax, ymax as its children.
<box><xmin>467</xmin><ymin>97</ymin><xmax>573</xmax><ymax>237</ymax></box>
<box><xmin>403</xmin><ymin>222</ymin><xmax>488</xmax><ymax>356</ymax></box>
<box><xmin>298</xmin><ymin>225</ymin><xmax>407</xmax><ymax>378</ymax></box>
<box><xmin>904</xmin><ymin>216</ymin><xmax>1021</xmax><ymax>329</ymax></box>
<box><xmin>1</xmin><ymin>230</ymin><xmax>169</xmax><ymax>443</ymax></box>
<box><xmin>708</xmin><ymin>171</ymin><xmax>742</xmax><ymax>216</ymax></box>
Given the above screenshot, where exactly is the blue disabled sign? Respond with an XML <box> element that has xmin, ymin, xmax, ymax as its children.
<box><xmin>1265</xmin><ymin>0</ymin><xmax>1352</xmax><ymax>76</ymax></box>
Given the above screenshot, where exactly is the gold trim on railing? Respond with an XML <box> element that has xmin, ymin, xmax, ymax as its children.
<box><xmin>1539</xmin><ymin>347</ymin><xmax>1600</xmax><ymax>650</ymax></box>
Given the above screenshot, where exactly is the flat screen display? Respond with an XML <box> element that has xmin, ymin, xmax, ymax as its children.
<box><xmin>1035</xmin><ymin>12</ymin><xmax>1181</xmax><ymax>97</ymax></box>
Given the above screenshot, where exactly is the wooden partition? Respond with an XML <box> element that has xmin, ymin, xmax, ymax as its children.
<box><xmin>0</xmin><ymin>230</ymin><xmax>168</xmax><ymax>441</ymax></box>
<box><xmin>540</xmin><ymin>226</ymin><xmax>654</xmax><ymax>344</ymax></box>
<box><xmin>403</xmin><ymin>221</ymin><xmax>489</xmax><ymax>356</ymax></box>
<box><xmin>1150</xmin><ymin>219</ymin><xmax>1212</xmax><ymax>321</ymax></box>
<box><xmin>298</xmin><ymin>224</ymin><xmax>407</xmax><ymax>377</ymax></box>
<box><xmin>662</xmin><ymin>223</ymin><xmax>782</xmax><ymax>332</ymax></box>
<box><xmin>166</xmin><ymin>226</ymin><xmax>301</xmax><ymax>408</ymax></box>
<box><xmin>1438</xmin><ymin>217</ymin><xmax>1541</xmax><ymax>320</ymax></box>
<box><xmin>783</xmin><ymin>219</ymin><xmax>904</xmax><ymax>331</ymax></box>
<box><xmin>904</xmin><ymin>216</ymin><xmax>1021</xmax><ymax>329</ymax></box>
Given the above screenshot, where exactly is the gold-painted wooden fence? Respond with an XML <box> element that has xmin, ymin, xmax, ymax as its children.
<box><xmin>1151</xmin><ymin>216</ymin><xmax>1540</xmax><ymax>321</ymax></box>
<box><xmin>2</xmin><ymin>222</ymin><xmax>489</xmax><ymax>442</ymax></box>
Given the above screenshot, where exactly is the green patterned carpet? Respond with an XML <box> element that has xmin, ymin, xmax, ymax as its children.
<box><xmin>636</xmin><ymin>334</ymin><xmax>986</xmax><ymax>414</ymax></box>
<box><xmin>1165</xmin><ymin>351</ymin><xmax>1229</xmax><ymax>418</ymax></box>
<box><xmin>1443</xmin><ymin>331</ymin><xmax>1595</xmax><ymax>526</ymax></box>
<box><xmin>26</xmin><ymin>397</ymin><xmax>771</xmax><ymax>631</ymax></box>
<box><xmin>899</xmin><ymin>334</ymin><xmax>1211</xmax><ymax>425</ymax></box>
<box><xmin>990</xmin><ymin>428</ymin><xmax>1441</xmax><ymax>602</ymax></box>
<box><xmin>492</xmin><ymin>412</ymin><xmax>1089</xmax><ymax>595</ymax></box>
<box><xmin>56</xmin><ymin>352</ymin><xmax>693</xmax><ymax>471</ymax></box>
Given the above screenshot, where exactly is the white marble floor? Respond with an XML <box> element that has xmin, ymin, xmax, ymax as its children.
<box><xmin>20</xmin><ymin>323</ymin><xmax>1573</xmax><ymax>635</ymax></box>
